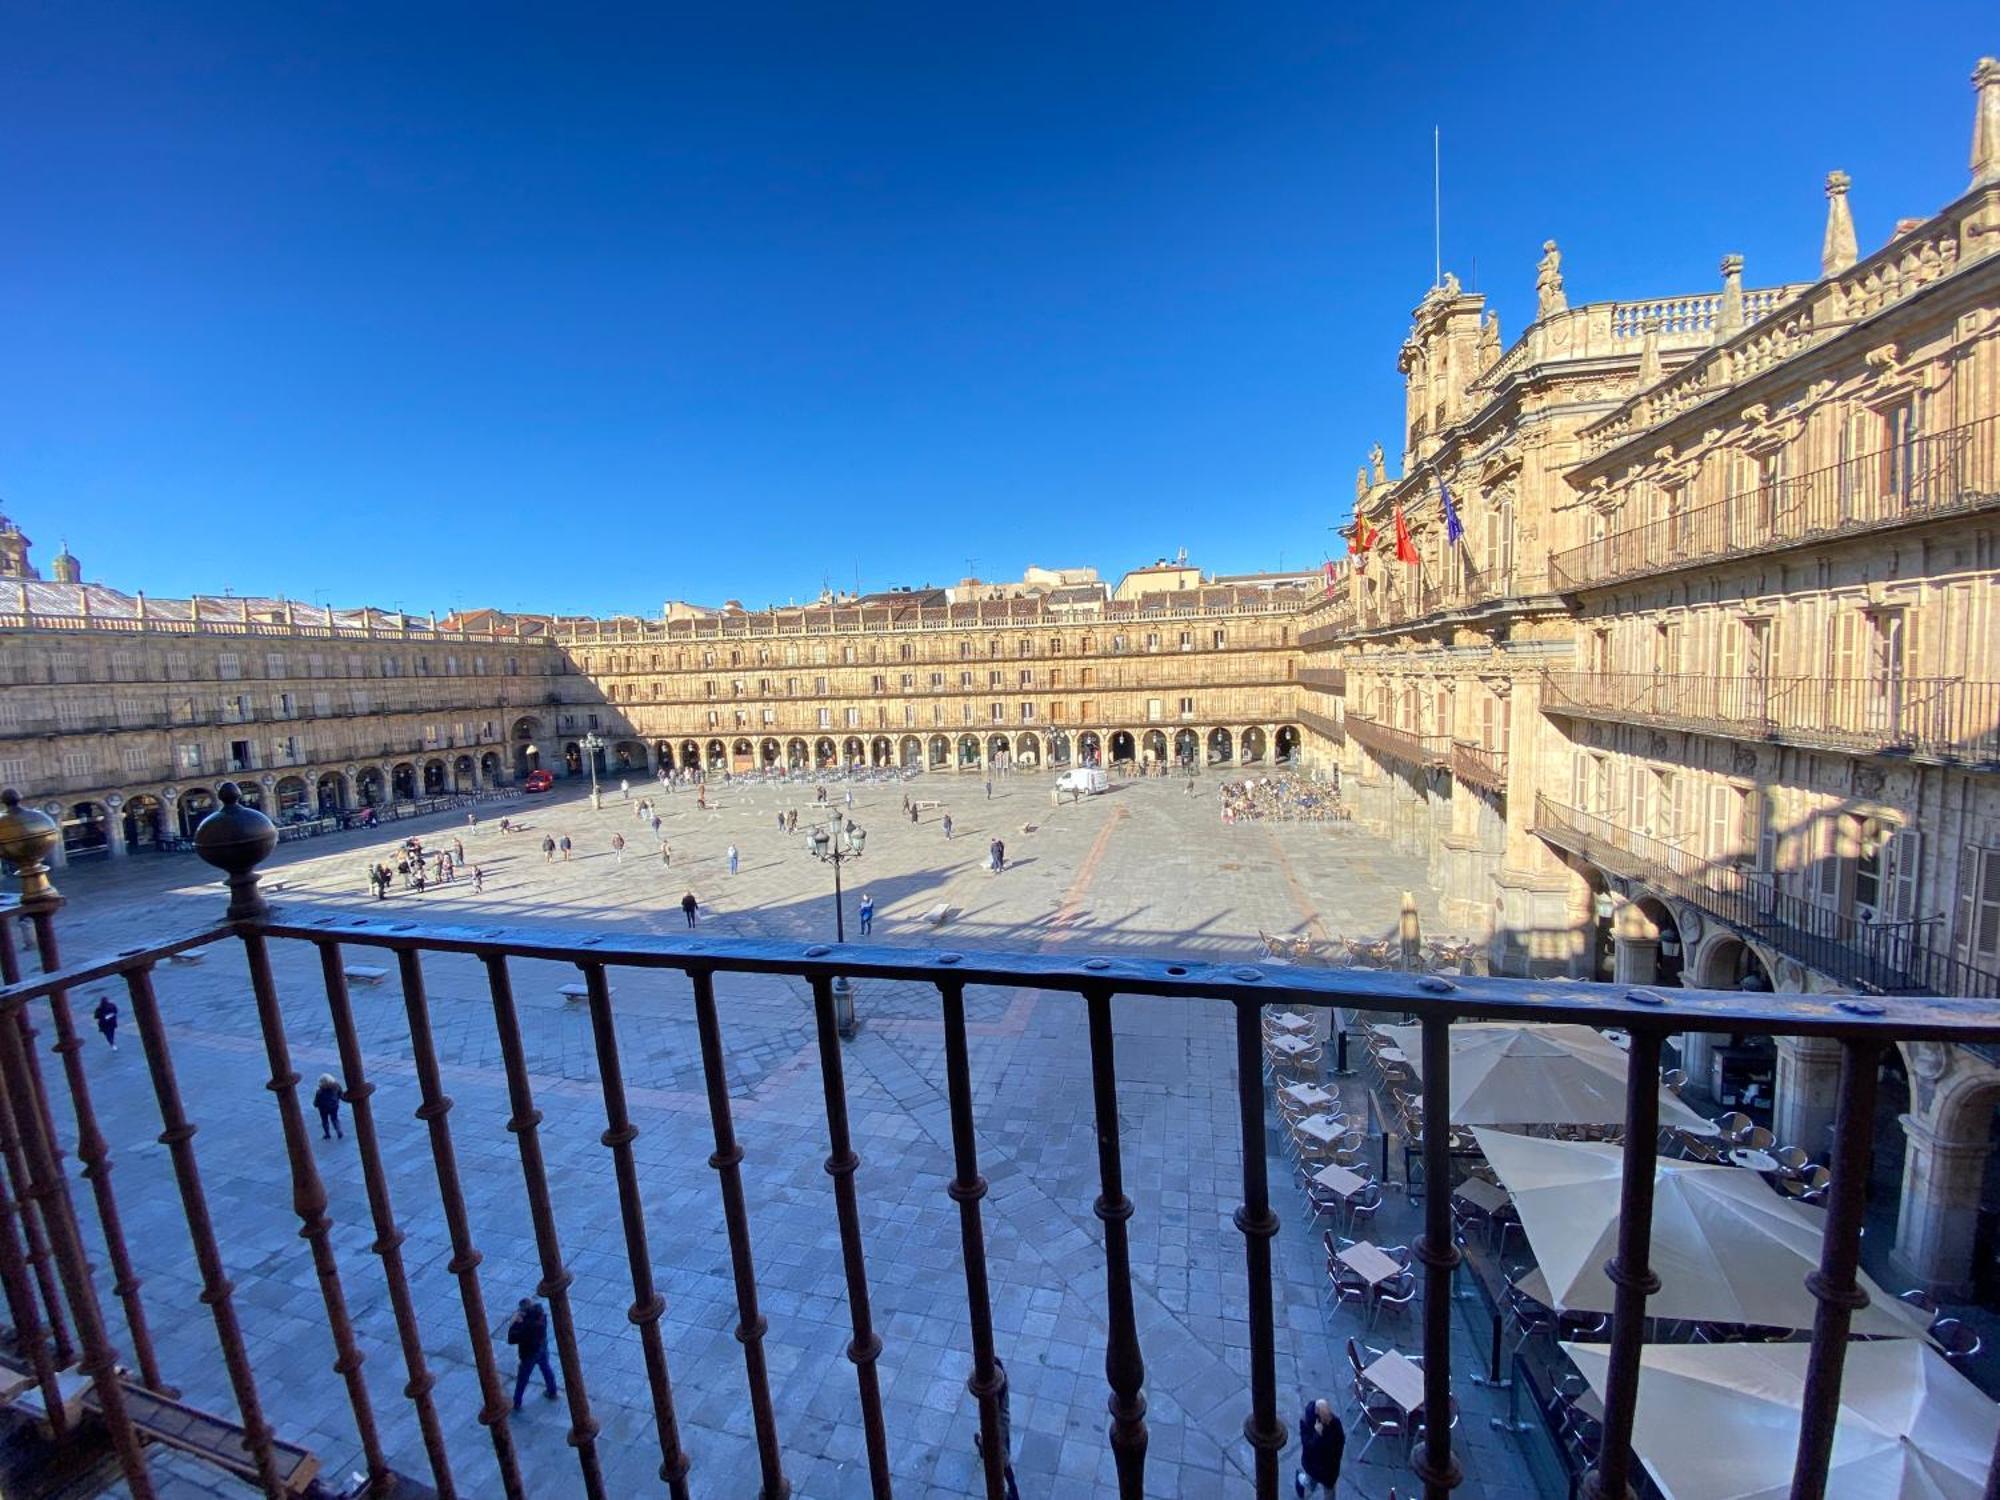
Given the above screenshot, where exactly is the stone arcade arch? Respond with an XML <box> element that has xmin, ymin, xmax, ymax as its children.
<box><xmin>1047</xmin><ymin>729</ymin><xmax>1072</xmax><ymax>766</ymax></box>
<box><xmin>1208</xmin><ymin>727</ymin><xmax>1233</xmax><ymax>765</ymax></box>
<box><xmin>356</xmin><ymin>768</ymin><xmax>386</xmax><ymax>807</ymax></box>
<box><xmin>1174</xmin><ymin>728</ymin><xmax>1199</xmax><ymax>766</ymax></box>
<box><xmin>511</xmin><ymin>717</ymin><xmax>544</xmax><ymax>780</ymax></box>
<box><xmin>453</xmin><ymin>755</ymin><xmax>475</xmax><ymax>792</ymax></box>
<box><xmin>1108</xmin><ymin>731</ymin><xmax>1136</xmax><ymax>764</ymax></box>
<box><xmin>60</xmin><ymin>801</ymin><xmax>110</xmax><ymax>856</ymax></box>
<box><xmin>760</xmin><ymin>738</ymin><xmax>781</xmax><ymax>769</ymax></box>
<box><xmin>563</xmin><ymin>742</ymin><xmax>583</xmax><ymax>776</ymax></box>
<box><xmin>392</xmin><ymin>763</ymin><xmax>418</xmax><ymax>801</ymax></box>
<box><xmin>786</xmin><ymin>738</ymin><xmax>809</xmax><ymax>770</ymax></box>
<box><xmin>423</xmin><ymin>759</ymin><xmax>448</xmax><ymax>795</ymax></box>
<box><xmin>899</xmin><ymin>735</ymin><xmax>922</xmax><ymax>769</ymax></box>
<box><xmin>123</xmin><ymin>793</ymin><xmax>165</xmax><ymax>850</ymax></box>
<box><xmin>1078</xmin><ymin>731</ymin><xmax>1102</xmax><ymax>765</ymax></box>
<box><xmin>815</xmin><ymin>737</ymin><xmax>837</xmax><ymax>769</ymax></box>
<box><xmin>705</xmin><ymin>740</ymin><xmax>727</xmax><ymax>771</ymax></box>
<box><xmin>479</xmin><ymin>752</ymin><xmax>502</xmax><ymax>786</ymax></box>
<box><xmin>871</xmin><ymin>736</ymin><xmax>892</xmax><ymax>767</ymax></box>
<box><xmin>1275</xmin><ymin>725</ymin><xmax>1301</xmax><ymax>762</ymax></box>
<box><xmin>612</xmin><ymin>740</ymin><xmax>648</xmax><ymax>773</ymax></box>
<box><xmin>177</xmin><ymin>788</ymin><xmax>217</xmax><ymax>839</ymax></box>
<box><xmin>732</xmin><ymin>739</ymin><xmax>754</xmax><ymax>771</ymax></box>
<box><xmin>843</xmin><ymin>737</ymin><xmax>865</xmax><ymax>768</ymax></box>
<box><xmin>274</xmin><ymin>776</ymin><xmax>311</xmax><ymax>815</ymax></box>
<box><xmin>957</xmin><ymin>734</ymin><xmax>981</xmax><ymax>770</ymax></box>
<box><xmin>1142</xmin><ymin>730</ymin><xmax>1168</xmax><ymax>764</ymax></box>
<box><xmin>316</xmin><ymin>773</ymin><xmax>347</xmax><ymax>813</ymax></box>
<box><xmin>1013</xmin><ymin>732</ymin><xmax>1040</xmax><ymax>768</ymax></box>
<box><xmin>987</xmin><ymin>734</ymin><xmax>1011</xmax><ymax>770</ymax></box>
<box><xmin>680</xmin><ymin>741</ymin><xmax>701</xmax><ymax>771</ymax></box>
<box><xmin>928</xmin><ymin>735</ymin><xmax>950</xmax><ymax>769</ymax></box>
<box><xmin>1240</xmin><ymin>726</ymin><xmax>1268</xmax><ymax>764</ymax></box>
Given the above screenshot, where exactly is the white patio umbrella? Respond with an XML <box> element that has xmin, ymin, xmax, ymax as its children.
<box><xmin>1562</xmin><ymin>1339</ymin><xmax>1997</xmax><ymax>1500</ymax></box>
<box><xmin>1476</xmin><ymin>1128</ymin><xmax>1930</xmax><ymax>1337</ymax></box>
<box><xmin>1378</xmin><ymin>1022</ymin><xmax>1714</xmax><ymax>1132</ymax></box>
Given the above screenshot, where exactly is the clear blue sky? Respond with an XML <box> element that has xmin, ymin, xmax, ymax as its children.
<box><xmin>4</xmin><ymin>5</ymin><xmax>1993</xmax><ymax>617</ymax></box>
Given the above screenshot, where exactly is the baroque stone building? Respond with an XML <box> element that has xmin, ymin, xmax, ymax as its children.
<box><xmin>1297</xmin><ymin>56</ymin><xmax>2000</xmax><ymax>1293</ymax></box>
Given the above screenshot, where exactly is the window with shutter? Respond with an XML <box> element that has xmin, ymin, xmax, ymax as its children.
<box><xmin>1888</xmin><ymin>828</ymin><xmax>1922</xmax><ymax>924</ymax></box>
<box><xmin>1813</xmin><ymin>817</ymin><xmax>1845</xmax><ymax>907</ymax></box>
<box><xmin>1955</xmin><ymin>849</ymin><xmax>2000</xmax><ymax>966</ymax></box>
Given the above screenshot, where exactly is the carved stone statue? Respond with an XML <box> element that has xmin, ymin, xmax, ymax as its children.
<box><xmin>1535</xmin><ymin>240</ymin><xmax>1567</xmax><ymax>320</ymax></box>
<box><xmin>1356</xmin><ymin>466</ymin><xmax>1369</xmax><ymax>502</ymax></box>
<box><xmin>1478</xmin><ymin>311</ymin><xmax>1501</xmax><ymax>369</ymax></box>
<box><xmin>1440</xmin><ymin>271</ymin><xmax>1461</xmax><ymax>298</ymax></box>
<box><xmin>1369</xmin><ymin>444</ymin><xmax>1387</xmax><ymax>485</ymax></box>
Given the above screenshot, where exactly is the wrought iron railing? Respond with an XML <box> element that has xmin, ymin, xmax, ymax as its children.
<box><xmin>3</xmin><ymin>786</ymin><xmax>1998</xmax><ymax>1500</ymax></box>
<box><xmin>1533</xmin><ymin>793</ymin><xmax>2000</xmax><ymax>999</ymax></box>
<box><xmin>1450</xmin><ymin>740</ymin><xmax>1509</xmax><ymax>794</ymax></box>
<box><xmin>1542</xmin><ymin>670</ymin><xmax>2000</xmax><ymax>766</ymax></box>
<box><xmin>1344</xmin><ymin>713</ymin><xmax>1451</xmax><ymax>769</ymax></box>
<box><xmin>1297</xmin><ymin>667</ymin><xmax>1347</xmax><ymax>693</ymax></box>
<box><xmin>1552</xmin><ymin>412</ymin><xmax>2000</xmax><ymax>591</ymax></box>
<box><xmin>1296</xmin><ymin>706</ymin><xmax>1345</xmax><ymax>747</ymax></box>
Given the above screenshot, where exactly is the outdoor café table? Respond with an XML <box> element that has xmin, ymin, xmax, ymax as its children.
<box><xmin>1453</xmin><ymin>1178</ymin><xmax>1510</xmax><ymax>1216</ymax></box>
<box><xmin>1377</xmin><ymin>1046</ymin><xmax>1408</xmax><ymax>1067</ymax></box>
<box><xmin>1270</xmin><ymin>1011</ymin><xmax>1313</xmax><ymax>1035</ymax></box>
<box><xmin>1296</xmin><ymin>1112</ymin><xmax>1347</xmax><ymax>1146</ymax></box>
<box><xmin>1729</xmin><ymin>1147</ymin><xmax>1779</xmax><ymax>1172</ymax></box>
<box><xmin>1281</xmin><ymin>1081</ymin><xmax>1336</xmax><ymax>1111</ymax></box>
<box><xmin>1360</xmin><ymin>1349</ymin><xmax>1427</xmax><ymax>1415</ymax></box>
<box><xmin>1270</xmin><ymin>1033</ymin><xmax>1313</xmax><ymax>1060</ymax></box>
<box><xmin>1337</xmin><ymin>1241</ymin><xmax>1406</xmax><ymax>1297</ymax></box>
<box><xmin>1313</xmin><ymin>1162</ymin><xmax>1369</xmax><ymax>1202</ymax></box>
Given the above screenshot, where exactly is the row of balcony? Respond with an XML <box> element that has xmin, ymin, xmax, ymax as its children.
<box><xmin>1542</xmin><ymin>670</ymin><xmax>2000</xmax><ymax>767</ymax></box>
<box><xmin>1295</xmin><ymin>706</ymin><xmax>1345</xmax><ymax>747</ymax></box>
<box><xmin>1551</xmin><ymin>411</ymin><xmax>2000</xmax><ymax>592</ymax></box>
<box><xmin>1532</xmin><ymin>793</ymin><xmax>1999</xmax><ymax>999</ymax></box>
<box><xmin>1342</xmin><ymin>712</ymin><xmax>1450</xmax><ymax>769</ymax></box>
<box><xmin>1296</xmin><ymin>667</ymin><xmax>1347</xmax><ymax>693</ymax></box>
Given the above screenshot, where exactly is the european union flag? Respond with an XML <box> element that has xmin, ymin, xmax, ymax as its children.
<box><xmin>1439</xmin><ymin>478</ymin><xmax>1464</xmax><ymax>547</ymax></box>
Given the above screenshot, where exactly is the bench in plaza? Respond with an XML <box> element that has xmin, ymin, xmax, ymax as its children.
<box><xmin>343</xmin><ymin>964</ymin><xmax>389</xmax><ymax>986</ymax></box>
<box><xmin>168</xmin><ymin>946</ymin><xmax>211</xmax><ymax>965</ymax></box>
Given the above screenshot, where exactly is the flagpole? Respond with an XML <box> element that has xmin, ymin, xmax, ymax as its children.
<box><xmin>1433</xmin><ymin>126</ymin><xmax>1441</xmax><ymax>290</ymax></box>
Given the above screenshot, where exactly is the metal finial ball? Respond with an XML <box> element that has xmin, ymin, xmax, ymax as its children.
<box><xmin>0</xmin><ymin>787</ymin><xmax>61</xmax><ymax>905</ymax></box>
<box><xmin>194</xmin><ymin>780</ymin><xmax>278</xmax><ymax>883</ymax></box>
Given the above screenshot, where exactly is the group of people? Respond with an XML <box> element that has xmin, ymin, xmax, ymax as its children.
<box><xmin>1218</xmin><ymin>774</ymin><xmax>1344</xmax><ymax>825</ymax></box>
<box><xmin>369</xmin><ymin>835</ymin><xmax>481</xmax><ymax>897</ymax></box>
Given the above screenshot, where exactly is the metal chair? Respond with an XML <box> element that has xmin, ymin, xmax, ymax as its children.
<box><xmin>1372</xmin><ymin>1272</ymin><xmax>1417</xmax><ymax>1330</ymax></box>
<box><xmin>1932</xmin><ymin>1318</ymin><xmax>1982</xmax><ymax>1366</ymax></box>
<box><xmin>1346</xmin><ymin>1182</ymin><xmax>1383</xmax><ymax>1235</ymax></box>
<box><xmin>1740</xmin><ymin>1125</ymin><xmax>1776</xmax><ymax>1153</ymax></box>
<box><xmin>1713</xmin><ymin>1112</ymin><xmax>1754</xmax><ymax>1144</ymax></box>
<box><xmin>1898</xmin><ymin>1287</ymin><xmax>1939</xmax><ymax>1319</ymax></box>
<box><xmin>1771</xmin><ymin>1144</ymin><xmax>1811</xmax><ymax>1177</ymax></box>
<box><xmin>1660</xmin><ymin>1067</ymin><xmax>1689</xmax><ymax>1094</ymax></box>
<box><xmin>1352</xmin><ymin>1390</ymin><xmax>1409</xmax><ymax>1464</ymax></box>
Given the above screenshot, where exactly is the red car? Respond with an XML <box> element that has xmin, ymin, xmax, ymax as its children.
<box><xmin>523</xmin><ymin>769</ymin><xmax>554</xmax><ymax>793</ymax></box>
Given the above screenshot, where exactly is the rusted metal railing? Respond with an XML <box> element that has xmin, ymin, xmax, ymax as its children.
<box><xmin>0</xmin><ymin>783</ymin><xmax>1996</xmax><ymax>1500</ymax></box>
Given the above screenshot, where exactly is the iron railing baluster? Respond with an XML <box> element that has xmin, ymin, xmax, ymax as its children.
<box><xmin>939</xmin><ymin>977</ymin><xmax>1008</xmax><ymax>1500</ymax></box>
<box><xmin>1415</xmin><ymin>1014</ymin><xmax>1462</xmax><ymax>1500</ymax></box>
<box><xmin>806</xmin><ymin>973</ymin><xmax>892</xmax><ymax>1499</ymax></box>
<box><xmin>1789</xmin><ymin>1039</ymin><xmax>1881</xmax><ymax>1500</ymax></box>
<box><xmin>0</xmin><ymin>911</ymin><xmax>72</xmax><ymax>1366</ymax></box>
<box><xmin>1231</xmin><ymin>1000</ymin><xmax>1284</xmax><ymax>1500</ymax></box>
<box><xmin>121</xmin><ymin>962</ymin><xmax>287</xmax><ymax>1498</ymax></box>
<box><xmin>1084</xmin><ymin>985</ymin><xmax>1148</xmax><ymax>1497</ymax></box>
<box><xmin>0</xmin><ymin>991</ymin><xmax>154</xmax><ymax>1497</ymax></box>
<box><xmin>577</xmin><ymin>959</ymin><xmax>690</xmax><ymax>1500</ymax></box>
<box><xmin>1580</xmin><ymin>1026</ymin><xmax>1665</xmax><ymax>1500</ymax></box>
<box><xmin>0</xmin><ymin>1049</ymin><xmax>63</xmax><ymax>1438</ymax></box>
<box><xmin>26</xmin><ymin>905</ymin><xmax>162</xmax><ymax>1390</ymax></box>
<box><xmin>481</xmin><ymin>953</ymin><xmax>611</xmax><ymax>1499</ymax></box>
<box><xmin>313</xmin><ymin>941</ymin><xmax>455</xmax><ymax>1499</ymax></box>
<box><xmin>239</xmin><ymin>929</ymin><xmax>387</xmax><ymax>1483</ymax></box>
<box><xmin>690</xmin><ymin>966</ymin><xmax>789</xmax><ymax>1500</ymax></box>
<box><xmin>390</xmin><ymin>946</ymin><xmax>524</xmax><ymax>1500</ymax></box>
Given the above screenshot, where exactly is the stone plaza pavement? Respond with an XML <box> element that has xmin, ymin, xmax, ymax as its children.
<box><xmin>44</xmin><ymin>773</ymin><xmax>1546</xmax><ymax>1499</ymax></box>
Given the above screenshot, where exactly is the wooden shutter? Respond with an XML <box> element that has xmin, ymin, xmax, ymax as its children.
<box><xmin>1889</xmin><ymin>828</ymin><xmax>1922</xmax><ymax>924</ymax></box>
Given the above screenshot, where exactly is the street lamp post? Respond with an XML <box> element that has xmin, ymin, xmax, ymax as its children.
<box><xmin>807</xmin><ymin>812</ymin><xmax>866</xmax><ymax>1038</ymax></box>
<box><xmin>583</xmin><ymin>731</ymin><xmax>605</xmax><ymax>809</ymax></box>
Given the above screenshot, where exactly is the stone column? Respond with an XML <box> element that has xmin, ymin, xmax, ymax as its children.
<box><xmin>1611</xmin><ymin>903</ymin><xmax>1659</xmax><ymax>986</ymax></box>
<box><xmin>1772</xmin><ymin>1036</ymin><xmax>1843</xmax><ymax>1158</ymax></box>
<box><xmin>1676</xmin><ymin>1032</ymin><xmax>1718</xmax><ymax>1092</ymax></box>
<box><xmin>104</xmin><ymin>812</ymin><xmax>129</xmax><ymax>860</ymax></box>
<box><xmin>470</xmin><ymin>759</ymin><xmax>485</xmax><ymax>792</ymax></box>
<box><xmin>1892</xmin><ymin>1113</ymin><xmax>1991</xmax><ymax>1298</ymax></box>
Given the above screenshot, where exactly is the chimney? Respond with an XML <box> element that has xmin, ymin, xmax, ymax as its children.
<box><xmin>1972</xmin><ymin>57</ymin><xmax>2000</xmax><ymax>188</ymax></box>
<box><xmin>1822</xmin><ymin>171</ymin><xmax>1858</xmax><ymax>277</ymax></box>
<box><xmin>1717</xmin><ymin>254</ymin><xmax>1745</xmax><ymax>338</ymax></box>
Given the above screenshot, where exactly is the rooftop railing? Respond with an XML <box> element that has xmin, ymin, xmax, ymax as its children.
<box><xmin>1533</xmin><ymin>792</ymin><xmax>2000</xmax><ymax>999</ymax></box>
<box><xmin>3</xmin><ymin>788</ymin><xmax>1998</xmax><ymax>1500</ymax></box>
<box><xmin>1543</xmin><ymin>669</ymin><xmax>2000</xmax><ymax>766</ymax></box>
<box><xmin>1551</xmin><ymin>412</ymin><xmax>2000</xmax><ymax>592</ymax></box>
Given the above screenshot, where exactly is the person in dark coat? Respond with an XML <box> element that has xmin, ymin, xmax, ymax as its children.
<box><xmin>681</xmin><ymin>891</ymin><xmax>699</xmax><ymax>928</ymax></box>
<box><xmin>505</xmin><ymin>1297</ymin><xmax>558</xmax><ymax>1411</ymax></box>
<box><xmin>1296</xmin><ymin>1396</ymin><xmax>1345</xmax><ymax>1497</ymax></box>
<box><xmin>972</xmin><ymin>1355</ymin><xmax>1019</xmax><ymax>1500</ymax></box>
<box><xmin>313</xmin><ymin>1074</ymin><xmax>343</xmax><ymax>1139</ymax></box>
<box><xmin>92</xmin><ymin>994</ymin><xmax>119</xmax><ymax>1051</ymax></box>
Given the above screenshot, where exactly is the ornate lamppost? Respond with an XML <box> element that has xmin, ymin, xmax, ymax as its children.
<box><xmin>807</xmin><ymin>812</ymin><xmax>865</xmax><ymax>1037</ymax></box>
<box><xmin>583</xmin><ymin>731</ymin><xmax>605</xmax><ymax>810</ymax></box>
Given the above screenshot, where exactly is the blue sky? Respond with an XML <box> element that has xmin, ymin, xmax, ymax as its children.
<box><xmin>4</xmin><ymin>5</ymin><xmax>1993</xmax><ymax>616</ymax></box>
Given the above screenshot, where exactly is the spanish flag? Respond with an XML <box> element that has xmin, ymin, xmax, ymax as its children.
<box><xmin>1348</xmin><ymin>514</ymin><xmax>1376</xmax><ymax>556</ymax></box>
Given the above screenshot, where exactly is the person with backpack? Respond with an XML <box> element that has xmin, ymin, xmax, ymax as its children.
<box><xmin>504</xmin><ymin>1297</ymin><xmax>558</xmax><ymax>1411</ymax></box>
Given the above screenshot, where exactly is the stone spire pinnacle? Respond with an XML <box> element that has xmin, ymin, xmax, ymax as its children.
<box><xmin>1717</xmin><ymin>254</ymin><xmax>1745</xmax><ymax>338</ymax></box>
<box><xmin>1822</xmin><ymin>171</ymin><xmax>1858</xmax><ymax>277</ymax></box>
<box><xmin>1973</xmin><ymin>57</ymin><xmax>2000</xmax><ymax>188</ymax></box>
<box><xmin>1637</xmin><ymin>316</ymin><xmax>1662</xmax><ymax>386</ymax></box>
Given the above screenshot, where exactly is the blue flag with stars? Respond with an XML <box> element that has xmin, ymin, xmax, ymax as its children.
<box><xmin>1439</xmin><ymin>478</ymin><xmax>1464</xmax><ymax>546</ymax></box>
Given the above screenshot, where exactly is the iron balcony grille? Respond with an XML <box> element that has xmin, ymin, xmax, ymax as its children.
<box><xmin>1344</xmin><ymin>713</ymin><xmax>1452</xmax><ymax>770</ymax></box>
<box><xmin>1541</xmin><ymin>669</ymin><xmax>2000</xmax><ymax>767</ymax></box>
<box><xmin>1450</xmin><ymin>740</ymin><xmax>1509</xmax><ymax>795</ymax></box>
<box><xmin>2</xmin><ymin>802</ymin><xmax>1998</xmax><ymax>1500</ymax></box>
<box><xmin>1532</xmin><ymin>792</ymin><xmax>2000</xmax><ymax>1000</ymax></box>
<box><xmin>1297</xmin><ymin>667</ymin><xmax>1348</xmax><ymax>693</ymax></box>
<box><xmin>1549</xmin><ymin>411</ymin><xmax>2000</xmax><ymax>593</ymax></box>
<box><xmin>1296</xmin><ymin>706</ymin><xmax>1345</xmax><ymax>747</ymax></box>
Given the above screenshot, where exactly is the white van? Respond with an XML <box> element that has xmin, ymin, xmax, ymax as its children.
<box><xmin>1055</xmin><ymin>766</ymin><xmax>1108</xmax><ymax>797</ymax></box>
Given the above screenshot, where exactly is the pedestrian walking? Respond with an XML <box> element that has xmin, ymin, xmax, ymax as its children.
<box><xmin>500</xmin><ymin>816</ymin><xmax>512</xmax><ymax>834</ymax></box>
<box><xmin>995</xmin><ymin>837</ymin><xmax>1006</xmax><ymax>871</ymax></box>
<box><xmin>971</xmin><ymin>1356</ymin><xmax>1021</xmax><ymax>1500</ymax></box>
<box><xmin>858</xmin><ymin>893</ymin><xmax>874</xmax><ymax>937</ymax></box>
<box><xmin>467</xmin><ymin>811</ymin><xmax>477</xmax><ymax>830</ymax></box>
<box><xmin>845</xmin><ymin>788</ymin><xmax>853</xmax><ymax>808</ymax></box>
<box><xmin>909</xmin><ymin>803</ymin><xmax>918</xmax><ymax>824</ymax></box>
<box><xmin>942</xmin><ymin>814</ymin><xmax>953</xmax><ymax>840</ymax></box>
<box><xmin>1294</xmin><ymin>1397</ymin><xmax>1345</xmax><ymax>1497</ymax></box>
<box><xmin>559</xmin><ymin>835</ymin><xmax>572</xmax><ymax>862</ymax></box>
<box><xmin>681</xmin><ymin>891</ymin><xmax>699</xmax><ymax>928</ymax></box>
<box><xmin>988</xmin><ymin>838</ymin><xmax>1000</xmax><ymax>873</ymax></box>
<box><xmin>651</xmin><ymin>813</ymin><xmax>663</xmax><ymax>838</ymax></box>
<box><xmin>985</xmin><ymin>779</ymin><xmax>992</xmax><ymax>800</ymax></box>
<box><xmin>612</xmin><ymin>833</ymin><xmax>626</xmax><ymax>865</ymax></box>
<box><xmin>398</xmin><ymin>857</ymin><xmax>413</xmax><ymax>889</ymax></box>
<box><xmin>620</xmin><ymin>778</ymin><xmax>630</xmax><ymax>803</ymax></box>
<box><xmin>472</xmin><ymin>865</ymin><xmax>484</xmax><ymax>894</ymax></box>
<box><xmin>93</xmin><ymin>994</ymin><xmax>118</xmax><ymax>1050</ymax></box>
<box><xmin>542</xmin><ymin>835</ymin><xmax>556</xmax><ymax>864</ymax></box>
<box><xmin>776</xmin><ymin>811</ymin><xmax>785</xmax><ymax>832</ymax></box>
<box><xmin>454</xmin><ymin>837</ymin><xmax>465</xmax><ymax>863</ymax></box>
<box><xmin>727</xmin><ymin>844</ymin><xmax>739</xmax><ymax>876</ymax></box>
<box><xmin>504</xmin><ymin>1298</ymin><xmax>558</xmax><ymax>1411</ymax></box>
<box><xmin>660</xmin><ymin>840</ymin><xmax>672</xmax><ymax>865</ymax></box>
<box><xmin>313</xmin><ymin>1074</ymin><xmax>343</xmax><ymax>1139</ymax></box>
